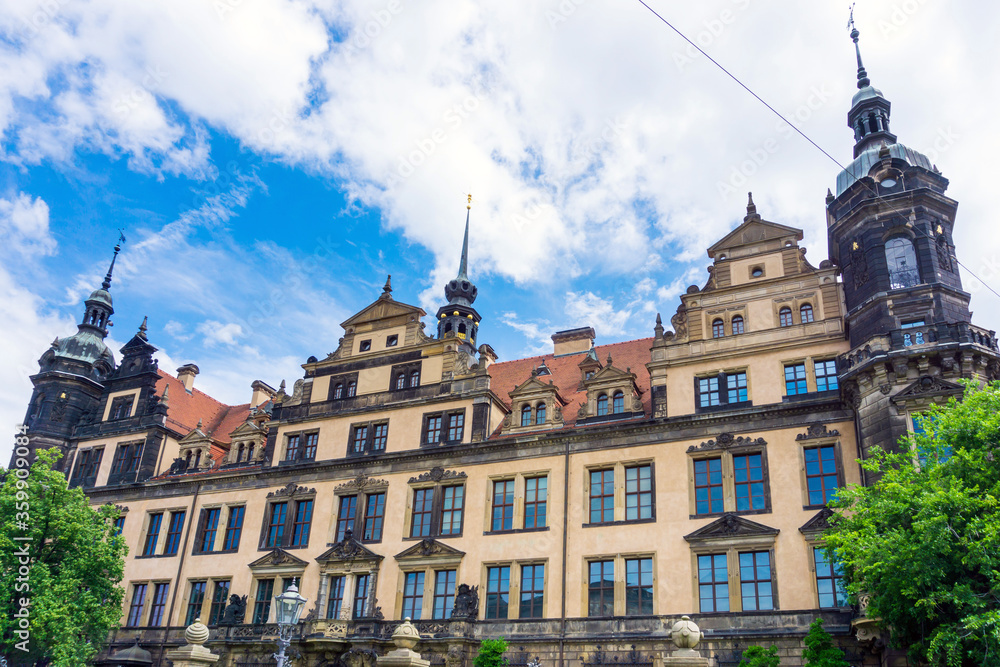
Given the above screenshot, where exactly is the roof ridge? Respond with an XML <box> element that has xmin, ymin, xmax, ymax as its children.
<box><xmin>492</xmin><ymin>335</ymin><xmax>655</xmax><ymax>368</ymax></box>
<box><xmin>157</xmin><ymin>368</ymin><xmax>229</xmax><ymax>408</ymax></box>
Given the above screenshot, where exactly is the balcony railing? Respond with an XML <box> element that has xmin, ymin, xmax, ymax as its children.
<box><xmin>888</xmin><ymin>267</ymin><xmax>921</xmax><ymax>290</ymax></box>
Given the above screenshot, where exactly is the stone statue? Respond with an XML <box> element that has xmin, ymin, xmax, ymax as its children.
<box><xmin>450</xmin><ymin>584</ymin><xmax>479</xmax><ymax>620</ymax></box>
<box><xmin>219</xmin><ymin>594</ymin><xmax>247</xmax><ymax>625</ymax></box>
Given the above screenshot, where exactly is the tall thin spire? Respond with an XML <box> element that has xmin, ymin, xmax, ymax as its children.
<box><xmin>101</xmin><ymin>231</ymin><xmax>126</xmax><ymax>290</ymax></box>
<box><xmin>457</xmin><ymin>195</ymin><xmax>471</xmax><ymax>281</ymax></box>
<box><xmin>848</xmin><ymin>6</ymin><xmax>870</xmax><ymax>89</ymax></box>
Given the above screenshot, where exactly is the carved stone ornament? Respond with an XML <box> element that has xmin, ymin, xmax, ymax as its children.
<box><xmin>670</xmin><ymin>615</ymin><xmax>702</xmax><ymax>651</ymax></box>
<box><xmin>408</xmin><ymin>467</ymin><xmax>467</xmax><ymax>484</ymax></box>
<box><xmin>266</xmin><ymin>481</ymin><xmax>316</xmax><ymax>499</ymax></box>
<box><xmin>687</xmin><ymin>432</ymin><xmax>767</xmax><ymax>453</ymax></box>
<box><xmin>335</xmin><ymin>473</ymin><xmax>389</xmax><ymax>494</ymax></box>
<box><xmin>879</xmin><ymin>382</ymin><xmax>892</xmax><ymax>396</ymax></box>
<box><xmin>684</xmin><ymin>513</ymin><xmax>779</xmax><ymax>542</ymax></box>
<box><xmin>851</xmin><ymin>238</ymin><xmax>869</xmax><ymax>289</ymax></box>
<box><xmin>450</xmin><ymin>584</ymin><xmax>479</xmax><ymax>620</ymax></box>
<box><xmin>796</xmin><ymin>423</ymin><xmax>841</xmax><ymax>441</ymax></box>
<box><xmin>219</xmin><ymin>594</ymin><xmax>247</xmax><ymax>625</ymax></box>
<box><xmin>577</xmin><ymin>402</ymin><xmax>589</xmax><ymax>420</ymax></box>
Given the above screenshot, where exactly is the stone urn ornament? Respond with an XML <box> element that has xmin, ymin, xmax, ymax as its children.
<box><xmin>669</xmin><ymin>615</ymin><xmax>702</xmax><ymax>657</ymax></box>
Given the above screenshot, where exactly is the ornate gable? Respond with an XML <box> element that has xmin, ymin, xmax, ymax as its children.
<box><xmin>335</xmin><ymin>473</ymin><xmax>389</xmax><ymax>495</ymax></box>
<box><xmin>799</xmin><ymin>507</ymin><xmax>836</xmax><ymax>536</ymax></box>
<box><xmin>502</xmin><ymin>373</ymin><xmax>568</xmax><ymax>434</ymax></box>
<box><xmin>408</xmin><ymin>467</ymin><xmax>466</xmax><ymax>484</ymax></box>
<box><xmin>224</xmin><ymin>419</ymin><xmax>267</xmax><ymax>465</ymax></box>
<box><xmin>688</xmin><ymin>432</ymin><xmax>767</xmax><ymax>453</ymax></box>
<box><xmin>249</xmin><ymin>548</ymin><xmax>309</xmax><ymax>570</ymax></box>
<box><xmin>340</xmin><ymin>297</ymin><xmax>426</xmax><ymax>330</ymax></box>
<box><xmin>176</xmin><ymin>422</ymin><xmax>215</xmax><ymax>471</ymax></box>
<box><xmin>576</xmin><ymin>354</ymin><xmax>643</xmax><ymax>422</ymax></box>
<box><xmin>267</xmin><ymin>482</ymin><xmax>316</xmax><ymax>498</ymax></box>
<box><xmin>891</xmin><ymin>375</ymin><xmax>963</xmax><ymax>408</ymax></box>
<box><xmin>684</xmin><ymin>513</ymin><xmax>779</xmax><ymax>543</ymax></box>
<box><xmin>395</xmin><ymin>538</ymin><xmax>465</xmax><ymax>562</ymax></box>
<box><xmin>707</xmin><ymin>218</ymin><xmax>804</xmax><ymax>261</ymax></box>
<box><xmin>316</xmin><ymin>534</ymin><xmax>384</xmax><ymax>564</ymax></box>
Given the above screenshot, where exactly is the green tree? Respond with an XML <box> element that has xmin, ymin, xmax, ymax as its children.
<box><xmin>802</xmin><ymin>618</ymin><xmax>849</xmax><ymax>667</ymax></box>
<box><xmin>474</xmin><ymin>638</ymin><xmax>510</xmax><ymax>667</ymax></box>
<box><xmin>825</xmin><ymin>381</ymin><xmax>1000</xmax><ymax>666</ymax></box>
<box><xmin>737</xmin><ymin>645</ymin><xmax>780</xmax><ymax>667</ymax></box>
<box><xmin>0</xmin><ymin>448</ymin><xmax>127</xmax><ymax>666</ymax></box>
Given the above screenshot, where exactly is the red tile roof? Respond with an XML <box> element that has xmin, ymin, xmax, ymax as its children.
<box><xmin>487</xmin><ymin>337</ymin><xmax>654</xmax><ymax>433</ymax></box>
<box><xmin>155</xmin><ymin>370</ymin><xmax>251</xmax><ymax>443</ymax></box>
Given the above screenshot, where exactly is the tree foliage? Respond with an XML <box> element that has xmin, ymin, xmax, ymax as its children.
<box><xmin>825</xmin><ymin>381</ymin><xmax>1000</xmax><ymax>666</ymax></box>
<box><xmin>802</xmin><ymin>618</ymin><xmax>849</xmax><ymax>667</ymax></box>
<box><xmin>473</xmin><ymin>638</ymin><xmax>510</xmax><ymax>667</ymax></box>
<box><xmin>737</xmin><ymin>645</ymin><xmax>780</xmax><ymax>667</ymax></box>
<box><xmin>0</xmin><ymin>448</ymin><xmax>127</xmax><ymax>666</ymax></box>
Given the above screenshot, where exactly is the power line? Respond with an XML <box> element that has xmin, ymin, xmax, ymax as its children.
<box><xmin>634</xmin><ymin>0</ymin><xmax>1000</xmax><ymax>303</ymax></box>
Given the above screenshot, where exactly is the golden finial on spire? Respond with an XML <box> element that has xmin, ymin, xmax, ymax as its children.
<box><xmin>467</xmin><ymin>193</ymin><xmax>472</xmax><ymax>210</ymax></box>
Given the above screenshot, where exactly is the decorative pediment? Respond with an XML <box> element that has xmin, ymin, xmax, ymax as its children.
<box><xmin>340</xmin><ymin>298</ymin><xmax>426</xmax><ymax>329</ymax></box>
<box><xmin>684</xmin><ymin>513</ymin><xmax>779</xmax><ymax>543</ymax></box>
<box><xmin>178</xmin><ymin>424</ymin><xmax>212</xmax><ymax>444</ymax></box>
<box><xmin>799</xmin><ymin>507</ymin><xmax>836</xmax><ymax>535</ymax></box>
<box><xmin>335</xmin><ymin>473</ymin><xmax>389</xmax><ymax>495</ymax></box>
<box><xmin>688</xmin><ymin>432</ymin><xmax>767</xmax><ymax>453</ymax></box>
<box><xmin>249</xmin><ymin>548</ymin><xmax>309</xmax><ymax>570</ymax></box>
<box><xmin>586</xmin><ymin>357</ymin><xmax>637</xmax><ymax>385</ymax></box>
<box><xmin>707</xmin><ymin>218</ymin><xmax>803</xmax><ymax>259</ymax></box>
<box><xmin>395</xmin><ymin>539</ymin><xmax>465</xmax><ymax>561</ymax></box>
<box><xmin>317</xmin><ymin>534</ymin><xmax>384</xmax><ymax>563</ymax></box>
<box><xmin>409</xmin><ymin>467</ymin><xmax>466</xmax><ymax>484</ymax></box>
<box><xmin>508</xmin><ymin>375</ymin><xmax>568</xmax><ymax>405</ymax></box>
<box><xmin>891</xmin><ymin>375</ymin><xmax>963</xmax><ymax>405</ymax></box>
<box><xmin>796</xmin><ymin>423</ymin><xmax>841</xmax><ymax>441</ymax></box>
<box><xmin>228</xmin><ymin>419</ymin><xmax>264</xmax><ymax>439</ymax></box>
<box><xmin>267</xmin><ymin>482</ymin><xmax>316</xmax><ymax>498</ymax></box>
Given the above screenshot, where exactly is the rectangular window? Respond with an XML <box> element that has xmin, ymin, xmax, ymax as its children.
<box><xmin>223</xmin><ymin>506</ymin><xmax>244</xmax><ymax>551</ymax></box>
<box><xmin>815</xmin><ymin>359</ymin><xmax>838</xmax><ymax>392</ymax></box>
<box><xmin>698</xmin><ymin>554</ymin><xmax>729</xmax><ymax>612</ymax></box>
<box><xmin>411</xmin><ymin>489</ymin><xmax>433</xmax><ymax>538</ymax></box>
<box><xmin>125</xmin><ymin>443</ymin><xmax>143</xmax><ymax>472</ymax></box>
<box><xmin>371</xmin><ymin>424</ymin><xmax>388</xmax><ymax>451</ymax></box>
<box><xmin>186</xmin><ymin>581</ymin><xmax>206</xmax><ymax>626</ymax></box>
<box><xmin>804</xmin><ymin>446</ymin><xmax>840</xmax><ymax>505</ymax></box>
<box><xmin>694</xmin><ymin>459</ymin><xmax>723</xmax><ymax>515</ymax></box>
<box><xmin>163</xmin><ymin>511</ymin><xmax>185</xmax><ymax>556</ymax></box>
<box><xmin>485</xmin><ymin>566</ymin><xmax>510</xmax><ymax>619</ymax></box>
<box><xmin>352</xmin><ymin>426</ymin><xmax>368</xmax><ymax>454</ymax></box>
<box><xmin>266</xmin><ymin>502</ymin><xmax>287</xmax><ymax>548</ymax></box>
<box><xmin>402</xmin><ymin>572</ymin><xmax>425</xmax><ymax>620</ymax></box>
<box><xmin>625</xmin><ymin>464</ymin><xmax>653</xmax><ymax>521</ymax></box>
<box><xmin>425</xmin><ymin>415</ymin><xmax>442</xmax><ymax>444</ymax></box>
<box><xmin>198</xmin><ymin>508</ymin><xmax>220</xmax><ymax>553</ymax></box>
<box><xmin>697</xmin><ymin>376</ymin><xmax>720</xmax><ymax>408</ymax></box>
<box><xmin>336</xmin><ymin>496</ymin><xmax>358</xmax><ymax>542</ymax></box>
<box><xmin>433</xmin><ymin>570</ymin><xmax>457</xmax><ymax>619</ymax></box>
<box><xmin>285</xmin><ymin>434</ymin><xmax>301</xmax><ymax>461</ymax></box>
<box><xmin>114</xmin><ymin>515</ymin><xmax>126</xmax><ymax>536</ymax></box>
<box><xmin>208</xmin><ymin>580</ymin><xmax>230</xmax><ymax>626</ymax></box>
<box><xmin>524</xmin><ymin>476</ymin><xmax>547</xmax><ymax>529</ymax></box>
<box><xmin>142</xmin><ymin>513</ymin><xmax>162</xmax><ymax>556</ymax></box>
<box><xmin>149</xmin><ymin>582</ymin><xmax>170</xmax><ymax>626</ymax></box>
<box><xmin>110</xmin><ymin>395</ymin><xmax>134</xmax><ymax>420</ymax></box>
<box><xmin>126</xmin><ymin>583</ymin><xmax>147</xmax><ymax>627</ymax></box>
<box><xmin>303</xmin><ymin>433</ymin><xmax>318</xmax><ymax>459</ymax></box>
<box><xmin>491</xmin><ymin>479</ymin><xmax>515</xmax><ymax>531</ymax></box>
<box><xmin>739</xmin><ymin>551</ymin><xmax>773</xmax><ymax>611</ymax></box>
<box><xmin>440</xmin><ymin>485</ymin><xmax>464</xmax><ymax>535</ymax></box>
<box><xmin>75</xmin><ymin>447</ymin><xmax>104</xmax><ymax>482</ymax></box>
<box><xmin>727</xmin><ymin>371</ymin><xmax>748</xmax><ymax>403</ymax></box>
<box><xmin>253</xmin><ymin>578</ymin><xmax>274</xmax><ymax>624</ymax></box>
<box><xmin>588</xmin><ymin>560</ymin><xmax>614</xmax><ymax>617</ymax></box>
<box><xmin>363</xmin><ymin>492</ymin><xmax>386</xmax><ymax>541</ymax></box>
<box><xmin>354</xmin><ymin>573</ymin><xmax>371</xmax><ymax>619</ymax></box>
<box><xmin>447</xmin><ymin>412</ymin><xmax>464</xmax><ymax>442</ymax></box>
<box><xmin>625</xmin><ymin>558</ymin><xmax>653</xmax><ymax>615</ymax></box>
<box><xmin>326</xmin><ymin>576</ymin><xmax>344</xmax><ymax>620</ymax></box>
<box><xmin>733</xmin><ymin>454</ymin><xmax>766</xmax><ymax>511</ymax></box>
<box><xmin>589</xmin><ymin>469</ymin><xmax>614</xmax><ymax>524</ymax></box>
<box><xmin>784</xmin><ymin>363</ymin><xmax>808</xmax><ymax>395</ymax></box>
<box><xmin>519</xmin><ymin>564</ymin><xmax>545</xmax><ymax>618</ymax></box>
<box><xmin>814</xmin><ymin>547</ymin><xmax>847</xmax><ymax>608</ymax></box>
<box><xmin>291</xmin><ymin>499</ymin><xmax>313</xmax><ymax>547</ymax></box>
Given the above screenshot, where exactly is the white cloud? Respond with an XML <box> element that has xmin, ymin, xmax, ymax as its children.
<box><xmin>196</xmin><ymin>320</ymin><xmax>245</xmax><ymax>347</ymax></box>
<box><xmin>564</xmin><ymin>291</ymin><xmax>631</xmax><ymax>338</ymax></box>
<box><xmin>0</xmin><ymin>192</ymin><xmax>55</xmax><ymax>256</ymax></box>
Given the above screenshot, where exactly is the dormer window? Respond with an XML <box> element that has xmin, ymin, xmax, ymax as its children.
<box><xmin>712</xmin><ymin>319</ymin><xmax>725</xmax><ymax>338</ymax></box>
<box><xmin>536</xmin><ymin>403</ymin><xmax>546</xmax><ymax>424</ymax></box>
<box><xmin>612</xmin><ymin>391</ymin><xmax>624</xmax><ymax>414</ymax></box>
<box><xmin>521</xmin><ymin>405</ymin><xmax>532</xmax><ymax>427</ymax></box>
<box><xmin>585</xmin><ymin>371</ymin><xmax>595</xmax><ymax>380</ymax></box>
<box><xmin>597</xmin><ymin>394</ymin><xmax>608</xmax><ymax>416</ymax></box>
<box><xmin>109</xmin><ymin>395</ymin><xmax>134</xmax><ymax>420</ymax></box>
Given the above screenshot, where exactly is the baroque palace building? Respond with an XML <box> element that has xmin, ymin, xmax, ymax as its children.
<box><xmin>13</xmin><ymin>27</ymin><xmax>1000</xmax><ymax>667</ymax></box>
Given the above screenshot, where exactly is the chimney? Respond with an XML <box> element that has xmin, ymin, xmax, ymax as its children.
<box><xmin>176</xmin><ymin>364</ymin><xmax>200</xmax><ymax>393</ymax></box>
<box><xmin>551</xmin><ymin>327</ymin><xmax>596</xmax><ymax>356</ymax></box>
<box><xmin>478</xmin><ymin>344</ymin><xmax>498</xmax><ymax>369</ymax></box>
<box><xmin>250</xmin><ymin>380</ymin><xmax>276</xmax><ymax>407</ymax></box>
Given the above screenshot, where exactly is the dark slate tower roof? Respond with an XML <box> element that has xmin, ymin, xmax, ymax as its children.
<box><xmin>443</xmin><ymin>200</ymin><xmax>478</xmax><ymax>307</ymax></box>
<box><xmin>436</xmin><ymin>196</ymin><xmax>482</xmax><ymax>350</ymax></box>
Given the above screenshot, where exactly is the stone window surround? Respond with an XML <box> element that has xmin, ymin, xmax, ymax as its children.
<box><xmin>280</xmin><ymin>428</ymin><xmax>320</xmax><ymax>462</ymax></box>
<box><xmin>779</xmin><ymin>355</ymin><xmax>839</xmax><ymax>397</ymax></box>
<box><xmin>346</xmin><ymin>419</ymin><xmax>389</xmax><ymax>456</ymax></box>
<box><xmin>482</xmin><ymin>470</ymin><xmax>551</xmax><ymax>535</ymax></box>
<box><xmin>795</xmin><ymin>435</ymin><xmax>845</xmax><ymax>510</ymax></box>
<box><xmin>320</xmin><ymin>567</ymin><xmax>379</xmax><ymax>621</ymax></box>
<box><xmin>402</xmin><ymin>470</ymin><xmax>467</xmax><ymax>540</ymax></box>
<box><xmin>772</xmin><ymin>292</ymin><xmax>819</xmax><ymax>328</ymax></box>
<box><xmin>703</xmin><ymin>306</ymin><xmax>749</xmax><ymax>338</ymax></box>
<box><xmin>191</xmin><ymin>503</ymin><xmax>245</xmax><ymax>555</ymax></box>
<box><xmin>395</xmin><ymin>553</ymin><xmax>465</xmax><ymax>621</ymax></box>
<box><xmin>687</xmin><ymin>535</ymin><xmax>779</xmax><ymax>614</ymax></box>
<box><xmin>420</xmin><ymin>409</ymin><xmax>467</xmax><ymax>447</ymax></box>
<box><xmin>481</xmin><ymin>558</ymin><xmax>549</xmax><ymax>620</ymax></box>
<box><xmin>686</xmin><ymin>437</ymin><xmax>771</xmax><ymax>518</ymax></box>
<box><xmin>136</xmin><ymin>506</ymin><xmax>187</xmax><ymax>559</ymax></box>
<box><xmin>581</xmin><ymin>552</ymin><xmax>656</xmax><ymax>618</ymax></box>
<box><xmin>331</xmin><ymin>476</ymin><xmax>390</xmax><ymax>544</ymax></box>
<box><xmin>694</xmin><ymin>367</ymin><xmax>752</xmax><ymax>412</ymax></box>
<box><xmin>125</xmin><ymin>579</ymin><xmax>171</xmax><ymax>627</ymax></box>
<box><xmin>104</xmin><ymin>388</ymin><xmax>141</xmax><ymax>421</ymax></box>
<box><xmin>801</xmin><ymin>532</ymin><xmax>849</xmax><ymax>611</ymax></box>
<box><xmin>183</xmin><ymin>577</ymin><xmax>236</xmax><ymax>627</ymax></box>
<box><xmin>582</xmin><ymin>459</ymin><xmax>656</xmax><ymax>527</ymax></box>
<box><xmin>257</xmin><ymin>484</ymin><xmax>317</xmax><ymax>551</ymax></box>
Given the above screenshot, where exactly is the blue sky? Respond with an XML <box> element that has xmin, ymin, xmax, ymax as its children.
<box><xmin>3</xmin><ymin>1</ymin><xmax>1000</xmax><ymax>464</ymax></box>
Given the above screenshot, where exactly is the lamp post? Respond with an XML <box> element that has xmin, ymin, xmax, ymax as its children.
<box><xmin>272</xmin><ymin>581</ymin><xmax>307</xmax><ymax>667</ymax></box>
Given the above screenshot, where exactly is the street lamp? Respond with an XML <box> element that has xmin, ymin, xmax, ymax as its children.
<box><xmin>273</xmin><ymin>580</ymin><xmax>307</xmax><ymax>667</ymax></box>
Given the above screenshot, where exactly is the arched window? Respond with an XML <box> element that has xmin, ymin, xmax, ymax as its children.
<box><xmin>458</xmin><ymin>322</ymin><xmax>467</xmax><ymax>335</ymax></box>
<box><xmin>444</xmin><ymin>322</ymin><xmax>453</xmax><ymax>333</ymax></box>
<box><xmin>779</xmin><ymin>307</ymin><xmax>793</xmax><ymax>327</ymax></box>
<box><xmin>410</xmin><ymin>370</ymin><xmax>420</xmax><ymax>387</ymax></box>
<box><xmin>732</xmin><ymin>315</ymin><xmax>745</xmax><ymax>335</ymax></box>
<box><xmin>185</xmin><ymin>451</ymin><xmax>192</xmax><ymax>467</ymax></box>
<box><xmin>347</xmin><ymin>380</ymin><xmax>357</xmax><ymax>397</ymax></box>
<box><xmin>800</xmin><ymin>303</ymin><xmax>814</xmax><ymax>324</ymax></box>
<box><xmin>712</xmin><ymin>318</ymin><xmax>725</xmax><ymax>338</ymax></box>
<box><xmin>596</xmin><ymin>393</ymin><xmax>608</xmax><ymax>416</ymax></box>
<box><xmin>333</xmin><ymin>383</ymin><xmax>343</xmax><ymax>399</ymax></box>
<box><xmin>521</xmin><ymin>405</ymin><xmax>532</xmax><ymax>427</ymax></box>
<box><xmin>246</xmin><ymin>444</ymin><xmax>254</xmax><ymax>462</ymax></box>
<box><xmin>237</xmin><ymin>443</ymin><xmax>245</xmax><ymax>462</ymax></box>
<box><xmin>612</xmin><ymin>391</ymin><xmax>624</xmax><ymax>414</ymax></box>
<box><xmin>193</xmin><ymin>450</ymin><xmax>202</xmax><ymax>469</ymax></box>
<box><xmin>536</xmin><ymin>403</ymin><xmax>546</xmax><ymax>424</ymax></box>
<box><xmin>886</xmin><ymin>237</ymin><xmax>919</xmax><ymax>289</ymax></box>
<box><xmin>395</xmin><ymin>373</ymin><xmax>406</xmax><ymax>390</ymax></box>
<box><xmin>868</xmin><ymin>111</ymin><xmax>878</xmax><ymax>133</ymax></box>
